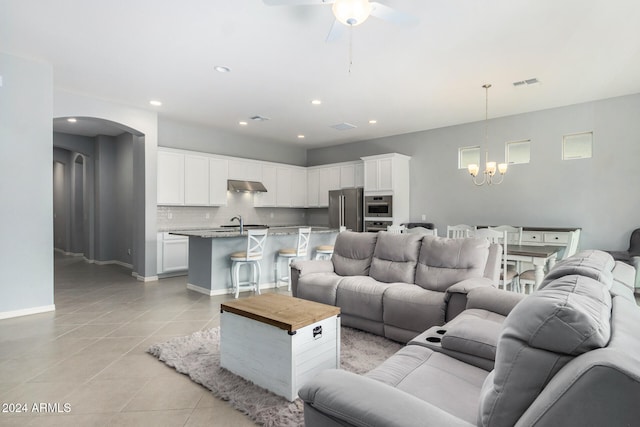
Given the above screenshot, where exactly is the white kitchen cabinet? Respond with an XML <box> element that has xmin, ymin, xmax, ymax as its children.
<box><xmin>209</xmin><ymin>157</ymin><xmax>228</xmax><ymax>206</ymax></box>
<box><xmin>290</xmin><ymin>168</ymin><xmax>307</xmax><ymax>207</ymax></box>
<box><xmin>362</xmin><ymin>153</ymin><xmax>411</xmax><ymax>225</ymax></box>
<box><xmin>276</xmin><ymin>167</ymin><xmax>293</xmax><ymax>207</ymax></box>
<box><xmin>184</xmin><ymin>154</ymin><xmax>209</xmax><ymax>206</ymax></box>
<box><xmin>354</xmin><ymin>162</ymin><xmax>364</xmax><ymax>187</ymax></box>
<box><xmin>157</xmin><ymin>232</ymin><xmax>188</xmax><ymax>274</ymax></box>
<box><xmin>228</xmin><ymin>159</ymin><xmax>262</xmax><ymax>182</ymax></box>
<box><xmin>157</xmin><ymin>150</ymin><xmax>185</xmax><ymax>205</ymax></box>
<box><xmin>307</xmin><ymin>169</ymin><xmax>320</xmax><ymax>207</ymax></box>
<box><xmin>254</xmin><ymin>164</ymin><xmax>277</xmax><ymax>207</ymax></box>
<box><xmin>340</xmin><ymin>164</ymin><xmax>355</xmax><ymax>188</ymax></box>
<box><xmin>317</xmin><ymin>167</ymin><xmax>335</xmax><ymax>207</ymax></box>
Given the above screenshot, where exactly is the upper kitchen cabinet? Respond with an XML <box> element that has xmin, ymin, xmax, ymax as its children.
<box><xmin>307</xmin><ymin>169</ymin><xmax>320</xmax><ymax>207</ymax></box>
<box><xmin>340</xmin><ymin>162</ymin><xmax>364</xmax><ymax>188</ymax></box>
<box><xmin>158</xmin><ymin>150</ymin><xmax>185</xmax><ymax>205</ymax></box>
<box><xmin>254</xmin><ymin>164</ymin><xmax>277</xmax><ymax>207</ymax></box>
<box><xmin>290</xmin><ymin>168</ymin><xmax>307</xmax><ymax>207</ymax></box>
<box><xmin>362</xmin><ymin>153</ymin><xmax>410</xmax><ymax>194</ymax></box>
<box><xmin>184</xmin><ymin>154</ymin><xmax>209</xmax><ymax>206</ymax></box>
<box><xmin>228</xmin><ymin>159</ymin><xmax>262</xmax><ymax>182</ymax></box>
<box><xmin>157</xmin><ymin>148</ymin><xmax>228</xmax><ymax>207</ymax></box>
<box><xmin>209</xmin><ymin>157</ymin><xmax>228</xmax><ymax>206</ymax></box>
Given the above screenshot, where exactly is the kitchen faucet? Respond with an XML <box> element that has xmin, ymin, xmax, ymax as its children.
<box><xmin>230</xmin><ymin>215</ymin><xmax>244</xmax><ymax>234</ymax></box>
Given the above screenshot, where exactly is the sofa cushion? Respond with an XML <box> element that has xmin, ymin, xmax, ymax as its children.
<box><xmin>367</xmin><ymin>345</ymin><xmax>489</xmax><ymax>425</ymax></box>
<box><xmin>382</xmin><ymin>284</ymin><xmax>446</xmax><ymax>338</ymax></box>
<box><xmin>415</xmin><ymin>237</ymin><xmax>490</xmax><ymax>292</ymax></box>
<box><xmin>369</xmin><ymin>232</ymin><xmax>423</xmax><ymax>283</ymax></box>
<box><xmin>478</xmin><ymin>273</ymin><xmax>612</xmax><ymax>427</ymax></box>
<box><xmin>331</xmin><ymin>231</ymin><xmax>378</xmax><ymax>277</ymax></box>
<box><xmin>336</xmin><ymin>276</ymin><xmax>395</xmax><ymax>322</ymax></box>
<box><xmin>297</xmin><ymin>272</ymin><xmax>344</xmax><ymax>306</ymax></box>
<box><xmin>539</xmin><ymin>249</ymin><xmax>615</xmax><ymax>290</ymax></box>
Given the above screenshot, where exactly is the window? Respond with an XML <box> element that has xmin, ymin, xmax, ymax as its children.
<box><xmin>506</xmin><ymin>140</ymin><xmax>530</xmax><ymax>164</ymax></box>
<box><xmin>563</xmin><ymin>132</ymin><xmax>593</xmax><ymax>160</ymax></box>
<box><xmin>458</xmin><ymin>146</ymin><xmax>480</xmax><ymax>169</ymax></box>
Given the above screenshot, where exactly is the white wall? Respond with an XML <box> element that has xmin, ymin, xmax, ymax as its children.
<box><xmin>0</xmin><ymin>53</ymin><xmax>54</xmax><ymax>317</ymax></box>
<box><xmin>307</xmin><ymin>94</ymin><xmax>640</xmax><ymax>251</ymax></box>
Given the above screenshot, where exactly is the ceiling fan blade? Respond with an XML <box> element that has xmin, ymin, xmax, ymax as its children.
<box><xmin>263</xmin><ymin>0</ymin><xmax>334</xmax><ymax>5</ymax></box>
<box><xmin>325</xmin><ymin>19</ymin><xmax>346</xmax><ymax>42</ymax></box>
<box><xmin>369</xmin><ymin>2</ymin><xmax>418</xmax><ymax>26</ymax></box>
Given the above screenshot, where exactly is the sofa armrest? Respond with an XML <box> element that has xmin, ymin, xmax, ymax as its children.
<box><xmin>444</xmin><ymin>278</ymin><xmax>496</xmax><ymax>321</ymax></box>
<box><xmin>465</xmin><ymin>286</ymin><xmax>525</xmax><ymax>317</ymax></box>
<box><xmin>299</xmin><ymin>369</ymin><xmax>474</xmax><ymax>427</ymax></box>
<box><xmin>629</xmin><ymin>257</ymin><xmax>640</xmax><ymax>290</ymax></box>
<box><xmin>290</xmin><ymin>259</ymin><xmax>335</xmax><ymax>297</ymax></box>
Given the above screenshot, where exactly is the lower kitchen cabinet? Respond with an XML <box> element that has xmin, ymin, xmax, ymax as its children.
<box><xmin>157</xmin><ymin>232</ymin><xmax>189</xmax><ymax>274</ymax></box>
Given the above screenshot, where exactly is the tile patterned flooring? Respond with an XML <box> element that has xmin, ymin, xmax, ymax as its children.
<box><xmin>0</xmin><ymin>252</ymin><xmax>280</xmax><ymax>426</ymax></box>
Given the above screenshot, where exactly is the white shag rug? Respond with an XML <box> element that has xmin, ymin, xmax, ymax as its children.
<box><xmin>148</xmin><ymin>326</ymin><xmax>402</xmax><ymax>426</ymax></box>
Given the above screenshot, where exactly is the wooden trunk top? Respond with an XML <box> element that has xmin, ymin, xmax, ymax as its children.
<box><xmin>221</xmin><ymin>293</ymin><xmax>340</xmax><ymax>333</ymax></box>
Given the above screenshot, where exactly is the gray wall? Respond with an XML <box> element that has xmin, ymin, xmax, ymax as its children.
<box><xmin>158</xmin><ymin>117</ymin><xmax>307</xmax><ymax>166</ymax></box>
<box><xmin>307</xmin><ymin>93</ymin><xmax>640</xmax><ymax>251</ymax></box>
<box><xmin>53</xmin><ymin>132</ymin><xmax>134</xmax><ymax>266</ymax></box>
<box><xmin>0</xmin><ymin>52</ymin><xmax>54</xmax><ymax>315</ymax></box>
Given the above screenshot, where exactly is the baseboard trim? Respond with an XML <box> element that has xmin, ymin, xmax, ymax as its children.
<box><xmin>0</xmin><ymin>304</ymin><xmax>56</xmax><ymax>320</ymax></box>
<box><xmin>133</xmin><ymin>272</ymin><xmax>158</xmax><ymax>282</ymax></box>
<box><xmin>186</xmin><ymin>282</ymin><xmax>280</xmax><ymax>297</ymax></box>
<box><xmin>94</xmin><ymin>260</ymin><xmax>133</xmax><ymax>269</ymax></box>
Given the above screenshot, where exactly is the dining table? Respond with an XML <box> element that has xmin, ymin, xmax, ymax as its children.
<box><xmin>507</xmin><ymin>244</ymin><xmax>561</xmax><ymax>289</ymax></box>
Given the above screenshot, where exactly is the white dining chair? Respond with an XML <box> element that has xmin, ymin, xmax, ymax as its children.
<box><xmin>229</xmin><ymin>229</ymin><xmax>268</xmax><ymax>298</ymax></box>
<box><xmin>474</xmin><ymin>228</ymin><xmax>518</xmax><ymax>292</ymax></box>
<box><xmin>519</xmin><ymin>229</ymin><xmax>580</xmax><ymax>293</ymax></box>
<box><xmin>447</xmin><ymin>224</ymin><xmax>476</xmax><ymax>238</ymax></box>
<box><xmin>386</xmin><ymin>225</ymin><xmax>405</xmax><ymax>234</ymax></box>
<box><xmin>406</xmin><ymin>226</ymin><xmax>437</xmax><ymax>236</ymax></box>
<box><xmin>489</xmin><ymin>225</ymin><xmax>523</xmax><ymax>292</ymax></box>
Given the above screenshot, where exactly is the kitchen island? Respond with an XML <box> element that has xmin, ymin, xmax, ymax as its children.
<box><xmin>171</xmin><ymin>226</ymin><xmax>339</xmax><ymax>296</ymax></box>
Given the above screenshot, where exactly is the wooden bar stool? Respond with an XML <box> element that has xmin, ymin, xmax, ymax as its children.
<box><xmin>229</xmin><ymin>229</ymin><xmax>268</xmax><ymax>298</ymax></box>
<box><xmin>276</xmin><ymin>227</ymin><xmax>311</xmax><ymax>291</ymax></box>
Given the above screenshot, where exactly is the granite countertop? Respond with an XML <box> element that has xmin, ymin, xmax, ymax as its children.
<box><xmin>170</xmin><ymin>226</ymin><xmax>338</xmax><ymax>238</ymax></box>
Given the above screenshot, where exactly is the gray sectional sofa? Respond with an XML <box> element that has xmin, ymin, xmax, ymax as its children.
<box><xmin>291</xmin><ymin>231</ymin><xmax>503</xmax><ymax>343</ymax></box>
<box><xmin>299</xmin><ymin>250</ymin><xmax>640</xmax><ymax>427</ymax></box>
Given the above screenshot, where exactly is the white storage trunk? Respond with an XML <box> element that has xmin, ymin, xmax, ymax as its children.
<box><xmin>220</xmin><ymin>310</ymin><xmax>340</xmax><ymax>401</ymax></box>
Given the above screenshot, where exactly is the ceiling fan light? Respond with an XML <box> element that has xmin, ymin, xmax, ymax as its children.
<box><xmin>332</xmin><ymin>0</ymin><xmax>372</xmax><ymax>26</ymax></box>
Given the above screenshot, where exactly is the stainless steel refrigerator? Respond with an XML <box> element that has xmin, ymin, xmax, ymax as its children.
<box><xmin>328</xmin><ymin>188</ymin><xmax>364</xmax><ymax>232</ymax></box>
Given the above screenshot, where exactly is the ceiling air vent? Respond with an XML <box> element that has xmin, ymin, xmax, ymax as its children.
<box><xmin>513</xmin><ymin>78</ymin><xmax>540</xmax><ymax>87</ymax></box>
<box><xmin>330</xmin><ymin>122</ymin><xmax>357</xmax><ymax>131</ymax></box>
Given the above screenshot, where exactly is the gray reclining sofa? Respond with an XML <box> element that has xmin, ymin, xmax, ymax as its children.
<box><xmin>291</xmin><ymin>231</ymin><xmax>502</xmax><ymax>343</ymax></box>
<box><xmin>299</xmin><ymin>250</ymin><xmax>640</xmax><ymax>427</ymax></box>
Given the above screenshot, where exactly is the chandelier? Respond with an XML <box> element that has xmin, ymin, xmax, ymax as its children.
<box><xmin>468</xmin><ymin>84</ymin><xmax>507</xmax><ymax>186</ymax></box>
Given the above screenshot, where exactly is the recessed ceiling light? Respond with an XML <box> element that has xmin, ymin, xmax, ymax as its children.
<box><xmin>149</xmin><ymin>100</ymin><xmax>162</xmax><ymax>106</ymax></box>
<box><xmin>311</xmin><ymin>99</ymin><xmax>322</xmax><ymax>105</ymax></box>
<box><xmin>214</xmin><ymin>66</ymin><xmax>231</xmax><ymax>73</ymax></box>
<box><xmin>297</xmin><ymin>134</ymin><xmax>305</xmax><ymax>139</ymax></box>
<box><xmin>67</xmin><ymin>118</ymin><xmax>77</xmax><ymax>123</ymax></box>
<box><xmin>369</xmin><ymin>119</ymin><xmax>377</xmax><ymax>124</ymax></box>
<box><xmin>238</xmin><ymin>121</ymin><xmax>248</xmax><ymax>126</ymax></box>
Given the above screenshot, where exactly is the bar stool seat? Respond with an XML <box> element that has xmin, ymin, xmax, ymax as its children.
<box><xmin>229</xmin><ymin>229</ymin><xmax>268</xmax><ymax>298</ymax></box>
<box><xmin>276</xmin><ymin>227</ymin><xmax>311</xmax><ymax>291</ymax></box>
<box><xmin>314</xmin><ymin>245</ymin><xmax>334</xmax><ymax>260</ymax></box>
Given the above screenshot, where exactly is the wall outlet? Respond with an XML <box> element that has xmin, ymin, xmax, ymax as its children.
<box><xmin>205</xmin><ymin>213</ymin><xmax>210</xmax><ymax>219</ymax></box>
<box><xmin>127</xmin><ymin>248</ymin><xmax>132</xmax><ymax>255</ymax></box>
<box><xmin>270</xmin><ymin>212</ymin><xmax>274</xmax><ymax>219</ymax></box>
<box><xmin>421</xmin><ymin>214</ymin><xmax>426</xmax><ymax>221</ymax></box>
<box><xmin>168</xmin><ymin>212</ymin><xmax>173</xmax><ymax>220</ymax></box>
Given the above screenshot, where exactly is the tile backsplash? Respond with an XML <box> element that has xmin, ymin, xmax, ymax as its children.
<box><xmin>157</xmin><ymin>192</ymin><xmax>326</xmax><ymax>231</ymax></box>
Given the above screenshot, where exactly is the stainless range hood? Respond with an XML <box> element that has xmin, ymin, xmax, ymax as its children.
<box><xmin>227</xmin><ymin>179</ymin><xmax>268</xmax><ymax>193</ymax></box>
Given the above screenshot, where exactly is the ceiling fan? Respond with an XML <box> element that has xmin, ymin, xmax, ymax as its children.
<box><xmin>263</xmin><ymin>0</ymin><xmax>418</xmax><ymax>42</ymax></box>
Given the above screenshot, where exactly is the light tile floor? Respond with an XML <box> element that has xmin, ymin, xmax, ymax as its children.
<box><xmin>0</xmin><ymin>252</ymin><xmax>284</xmax><ymax>426</ymax></box>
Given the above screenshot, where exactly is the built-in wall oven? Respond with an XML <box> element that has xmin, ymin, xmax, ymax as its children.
<box><xmin>364</xmin><ymin>195</ymin><xmax>393</xmax><ymax>218</ymax></box>
<box><xmin>364</xmin><ymin>220</ymin><xmax>393</xmax><ymax>232</ymax></box>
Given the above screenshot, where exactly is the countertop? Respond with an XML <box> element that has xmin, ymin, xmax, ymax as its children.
<box><xmin>169</xmin><ymin>226</ymin><xmax>338</xmax><ymax>238</ymax></box>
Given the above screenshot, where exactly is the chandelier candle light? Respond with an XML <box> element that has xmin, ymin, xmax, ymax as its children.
<box><xmin>468</xmin><ymin>84</ymin><xmax>508</xmax><ymax>186</ymax></box>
